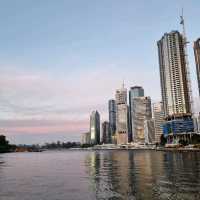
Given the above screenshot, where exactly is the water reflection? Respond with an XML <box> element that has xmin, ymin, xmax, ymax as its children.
<box><xmin>85</xmin><ymin>150</ymin><xmax>200</xmax><ymax>200</ymax></box>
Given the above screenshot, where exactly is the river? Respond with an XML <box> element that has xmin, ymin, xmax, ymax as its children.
<box><xmin>0</xmin><ymin>150</ymin><xmax>199</xmax><ymax>200</ymax></box>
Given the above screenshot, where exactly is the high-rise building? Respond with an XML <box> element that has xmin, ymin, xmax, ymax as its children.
<box><xmin>129</xmin><ymin>86</ymin><xmax>144</xmax><ymax>142</ymax></box>
<box><xmin>157</xmin><ymin>26</ymin><xmax>195</xmax><ymax>142</ymax></box>
<box><xmin>101</xmin><ymin>121</ymin><xmax>111</xmax><ymax>144</ymax></box>
<box><xmin>108</xmin><ymin>99</ymin><xmax>116</xmax><ymax>136</ymax></box>
<box><xmin>194</xmin><ymin>38</ymin><xmax>200</xmax><ymax>96</ymax></box>
<box><xmin>81</xmin><ymin>132</ymin><xmax>91</xmax><ymax>144</ymax></box>
<box><xmin>115</xmin><ymin>84</ymin><xmax>128</xmax><ymax>144</ymax></box>
<box><xmin>132</xmin><ymin>96</ymin><xmax>152</xmax><ymax>142</ymax></box>
<box><xmin>157</xmin><ymin>31</ymin><xmax>191</xmax><ymax>118</ymax></box>
<box><xmin>153</xmin><ymin>102</ymin><xmax>165</xmax><ymax>144</ymax></box>
<box><xmin>90</xmin><ymin>110</ymin><xmax>100</xmax><ymax>145</ymax></box>
<box><xmin>115</xmin><ymin>85</ymin><xmax>127</xmax><ymax>105</ymax></box>
<box><xmin>144</xmin><ymin>119</ymin><xmax>155</xmax><ymax>144</ymax></box>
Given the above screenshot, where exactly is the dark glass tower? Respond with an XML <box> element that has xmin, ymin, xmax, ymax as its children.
<box><xmin>108</xmin><ymin>99</ymin><xmax>116</xmax><ymax>136</ymax></box>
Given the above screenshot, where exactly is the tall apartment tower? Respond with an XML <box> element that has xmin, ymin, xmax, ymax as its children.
<box><xmin>108</xmin><ymin>99</ymin><xmax>116</xmax><ymax>136</ymax></box>
<box><xmin>115</xmin><ymin>84</ymin><xmax>128</xmax><ymax>144</ymax></box>
<box><xmin>132</xmin><ymin>96</ymin><xmax>152</xmax><ymax>142</ymax></box>
<box><xmin>194</xmin><ymin>38</ymin><xmax>200</xmax><ymax>96</ymax></box>
<box><xmin>90</xmin><ymin>110</ymin><xmax>100</xmax><ymax>145</ymax></box>
<box><xmin>129</xmin><ymin>86</ymin><xmax>144</xmax><ymax>142</ymax></box>
<box><xmin>157</xmin><ymin>31</ymin><xmax>191</xmax><ymax>118</ymax></box>
<box><xmin>153</xmin><ymin>102</ymin><xmax>165</xmax><ymax>143</ymax></box>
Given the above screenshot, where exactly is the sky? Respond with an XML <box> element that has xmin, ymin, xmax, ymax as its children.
<box><xmin>0</xmin><ymin>0</ymin><xmax>200</xmax><ymax>144</ymax></box>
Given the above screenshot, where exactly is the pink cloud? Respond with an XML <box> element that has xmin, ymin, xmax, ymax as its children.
<box><xmin>0</xmin><ymin>119</ymin><xmax>89</xmax><ymax>135</ymax></box>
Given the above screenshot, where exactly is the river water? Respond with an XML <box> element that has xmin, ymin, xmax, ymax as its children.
<box><xmin>0</xmin><ymin>150</ymin><xmax>199</xmax><ymax>200</ymax></box>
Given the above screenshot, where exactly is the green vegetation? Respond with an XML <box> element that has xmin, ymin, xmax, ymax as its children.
<box><xmin>0</xmin><ymin>135</ymin><xmax>16</xmax><ymax>153</ymax></box>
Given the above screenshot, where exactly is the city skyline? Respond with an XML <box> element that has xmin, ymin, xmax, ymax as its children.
<box><xmin>0</xmin><ymin>1</ymin><xmax>200</xmax><ymax>144</ymax></box>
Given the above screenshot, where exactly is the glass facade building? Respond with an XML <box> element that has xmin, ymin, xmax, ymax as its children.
<box><xmin>108</xmin><ymin>99</ymin><xmax>116</xmax><ymax>136</ymax></box>
<box><xmin>129</xmin><ymin>86</ymin><xmax>144</xmax><ymax>142</ymax></box>
<box><xmin>90</xmin><ymin>110</ymin><xmax>100</xmax><ymax>145</ymax></box>
<box><xmin>132</xmin><ymin>96</ymin><xmax>152</xmax><ymax>142</ymax></box>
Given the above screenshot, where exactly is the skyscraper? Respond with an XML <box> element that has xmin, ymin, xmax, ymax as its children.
<box><xmin>157</xmin><ymin>31</ymin><xmax>191</xmax><ymax>118</ymax></box>
<box><xmin>194</xmin><ymin>38</ymin><xmax>200</xmax><ymax>96</ymax></box>
<box><xmin>90</xmin><ymin>110</ymin><xmax>100</xmax><ymax>145</ymax></box>
<box><xmin>115</xmin><ymin>84</ymin><xmax>128</xmax><ymax>144</ymax></box>
<box><xmin>157</xmin><ymin>27</ymin><xmax>194</xmax><ymax>142</ymax></box>
<box><xmin>108</xmin><ymin>99</ymin><xmax>116</xmax><ymax>136</ymax></box>
<box><xmin>132</xmin><ymin>96</ymin><xmax>152</xmax><ymax>143</ymax></box>
<box><xmin>115</xmin><ymin>85</ymin><xmax>127</xmax><ymax>105</ymax></box>
<box><xmin>101</xmin><ymin>121</ymin><xmax>111</xmax><ymax>144</ymax></box>
<box><xmin>129</xmin><ymin>86</ymin><xmax>144</xmax><ymax>142</ymax></box>
<box><xmin>153</xmin><ymin>102</ymin><xmax>165</xmax><ymax>144</ymax></box>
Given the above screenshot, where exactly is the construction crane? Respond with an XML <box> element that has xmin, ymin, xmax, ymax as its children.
<box><xmin>180</xmin><ymin>8</ymin><xmax>194</xmax><ymax>117</ymax></box>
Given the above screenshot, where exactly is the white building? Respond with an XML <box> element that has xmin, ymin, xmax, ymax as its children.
<box><xmin>153</xmin><ymin>102</ymin><xmax>165</xmax><ymax>144</ymax></box>
<box><xmin>115</xmin><ymin>84</ymin><xmax>128</xmax><ymax>144</ymax></box>
<box><xmin>157</xmin><ymin>31</ymin><xmax>191</xmax><ymax>118</ymax></box>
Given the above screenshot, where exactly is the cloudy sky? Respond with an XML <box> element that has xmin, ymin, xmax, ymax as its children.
<box><xmin>0</xmin><ymin>0</ymin><xmax>199</xmax><ymax>144</ymax></box>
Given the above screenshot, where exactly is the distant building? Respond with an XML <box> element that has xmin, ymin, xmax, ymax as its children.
<box><xmin>144</xmin><ymin>119</ymin><xmax>155</xmax><ymax>144</ymax></box>
<box><xmin>194</xmin><ymin>38</ymin><xmax>200</xmax><ymax>96</ymax></box>
<box><xmin>81</xmin><ymin>132</ymin><xmax>91</xmax><ymax>144</ymax></box>
<box><xmin>132</xmin><ymin>96</ymin><xmax>152</xmax><ymax>143</ymax></box>
<box><xmin>90</xmin><ymin>111</ymin><xmax>100</xmax><ymax>145</ymax></box>
<box><xmin>102</xmin><ymin>121</ymin><xmax>111</xmax><ymax>144</ymax></box>
<box><xmin>115</xmin><ymin>84</ymin><xmax>128</xmax><ymax>144</ymax></box>
<box><xmin>116</xmin><ymin>104</ymin><xmax>128</xmax><ymax>144</ymax></box>
<box><xmin>153</xmin><ymin>102</ymin><xmax>165</xmax><ymax>144</ymax></box>
<box><xmin>129</xmin><ymin>86</ymin><xmax>144</xmax><ymax>142</ymax></box>
<box><xmin>115</xmin><ymin>85</ymin><xmax>127</xmax><ymax>105</ymax></box>
<box><xmin>108</xmin><ymin>99</ymin><xmax>116</xmax><ymax>136</ymax></box>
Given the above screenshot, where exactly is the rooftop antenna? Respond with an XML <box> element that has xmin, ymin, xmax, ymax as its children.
<box><xmin>180</xmin><ymin>8</ymin><xmax>194</xmax><ymax>116</ymax></box>
<box><xmin>122</xmin><ymin>79</ymin><xmax>125</xmax><ymax>88</ymax></box>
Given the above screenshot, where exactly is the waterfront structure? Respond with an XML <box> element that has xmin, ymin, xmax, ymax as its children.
<box><xmin>153</xmin><ymin>102</ymin><xmax>165</xmax><ymax>144</ymax></box>
<box><xmin>108</xmin><ymin>99</ymin><xmax>116</xmax><ymax>137</ymax></box>
<box><xmin>132</xmin><ymin>96</ymin><xmax>152</xmax><ymax>143</ymax></box>
<box><xmin>115</xmin><ymin>84</ymin><xmax>128</xmax><ymax>144</ymax></box>
<box><xmin>129</xmin><ymin>86</ymin><xmax>144</xmax><ymax>142</ymax></box>
<box><xmin>144</xmin><ymin>119</ymin><xmax>155</xmax><ymax>144</ymax></box>
<box><xmin>90</xmin><ymin>111</ymin><xmax>100</xmax><ymax>145</ymax></box>
<box><xmin>81</xmin><ymin>132</ymin><xmax>91</xmax><ymax>144</ymax></box>
<box><xmin>102</xmin><ymin>121</ymin><xmax>111</xmax><ymax>144</ymax></box>
<box><xmin>157</xmin><ymin>30</ymin><xmax>191</xmax><ymax>118</ymax></box>
<box><xmin>194</xmin><ymin>38</ymin><xmax>200</xmax><ymax>96</ymax></box>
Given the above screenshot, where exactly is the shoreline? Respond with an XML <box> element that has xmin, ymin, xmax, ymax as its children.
<box><xmin>72</xmin><ymin>146</ymin><xmax>200</xmax><ymax>152</ymax></box>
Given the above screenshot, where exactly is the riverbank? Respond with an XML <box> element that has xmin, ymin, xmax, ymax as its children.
<box><xmin>77</xmin><ymin>144</ymin><xmax>200</xmax><ymax>152</ymax></box>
